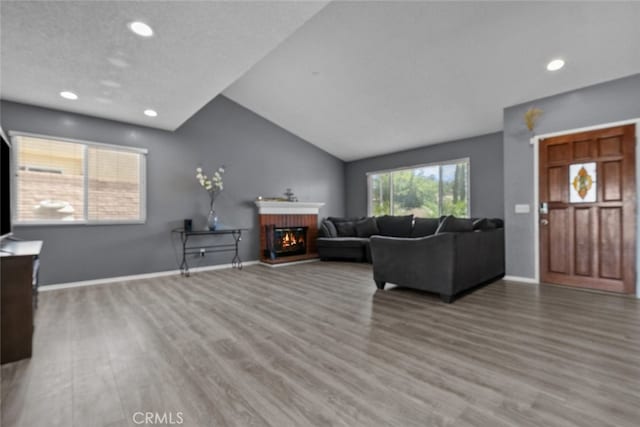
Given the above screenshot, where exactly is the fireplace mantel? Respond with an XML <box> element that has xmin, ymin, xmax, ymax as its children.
<box><xmin>254</xmin><ymin>201</ymin><xmax>325</xmax><ymax>215</ymax></box>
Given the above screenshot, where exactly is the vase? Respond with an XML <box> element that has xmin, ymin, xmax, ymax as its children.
<box><xmin>207</xmin><ymin>208</ymin><xmax>218</xmax><ymax>231</ymax></box>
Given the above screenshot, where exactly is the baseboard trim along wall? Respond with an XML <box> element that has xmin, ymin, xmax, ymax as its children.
<box><xmin>503</xmin><ymin>275</ymin><xmax>539</xmax><ymax>284</ymax></box>
<box><xmin>40</xmin><ymin>260</ymin><xmax>261</xmax><ymax>291</ymax></box>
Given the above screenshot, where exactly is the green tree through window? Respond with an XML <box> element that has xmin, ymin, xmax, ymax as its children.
<box><xmin>368</xmin><ymin>159</ymin><xmax>469</xmax><ymax>218</ymax></box>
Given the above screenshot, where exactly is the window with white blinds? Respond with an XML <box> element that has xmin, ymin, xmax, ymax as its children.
<box><xmin>12</xmin><ymin>133</ymin><xmax>146</xmax><ymax>224</ymax></box>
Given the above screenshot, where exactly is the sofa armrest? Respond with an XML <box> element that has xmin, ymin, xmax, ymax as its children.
<box><xmin>452</xmin><ymin>229</ymin><xmax>505</xmax><ymax>293</ymax></box>
<box><xmin>369</xmin><ymin>233</ymin><xmax>456</xmax><ymax>294</ymax></box>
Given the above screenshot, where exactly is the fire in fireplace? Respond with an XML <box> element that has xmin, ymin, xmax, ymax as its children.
<box><xmin>265</xmin><ymin>225</ymin><xmax>308</xmax><ymax>259</ymax></box>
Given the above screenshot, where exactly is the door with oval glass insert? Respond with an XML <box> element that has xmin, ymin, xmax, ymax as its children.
<box><xmin>539</xmin><ymin>124</ymin><xmax>636</xmax><ymax>293</ymax></box>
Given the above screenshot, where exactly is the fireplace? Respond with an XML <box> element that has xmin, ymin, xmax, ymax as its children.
<box><xmin>265</xmin><ymin>225</ymin><xmax>308</xmax><ymax>259</ymax></box>
<box><xmin>255</xmin><ymin>201</ymin><xmax>324</xmax><ymax>265</ymax></box>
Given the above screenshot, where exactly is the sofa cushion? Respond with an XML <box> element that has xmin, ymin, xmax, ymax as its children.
<box><xmin>355</xmin><ymin>217</ymin><xmax>379</xmax><ymax>237</ymax></box>
<box><xmin>328</xmin><ymin>216</ymin><xmax>362</xmax><ymax>223</ymax></box>
<box><xmin>376</xmin><ymin>215</ymin><xmax>413</xmax><ymax>237</ymax></box>
<box><xmin>436</xmin><ymin>216</ymin><xmax>474</xmax><ymax>234</ymax></box>
<box><xmin>316</xmin><ymin>237</ymin><xmax>369</xmax><ymax>248</ymax></box>
<box><xmin>412</xmin><ymin>218</ymin><xmax>439</xmax><ymax>237</ymax></box>
<box><xmin>320</xmin><ymin>220</ymin><xmax>338</xmax><ymax>237</ymax></box>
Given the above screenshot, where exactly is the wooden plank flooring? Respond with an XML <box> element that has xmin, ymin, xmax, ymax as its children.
<box><xmin>1</xmin><ymin>262</ymin><xmax>639</xmax><ymax>427</ymax></box>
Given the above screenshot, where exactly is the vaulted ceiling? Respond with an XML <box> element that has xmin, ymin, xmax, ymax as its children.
<box><xmin>225</xmin><ymin>1</ymin><xmax>640</xmax><ymax>160</ymax></box>
<box><xmin>0</xmin><ymin>1</ymin><xmax>328</xmax><ymax>130</ymax></box>
<box><xmin>2</xmin><ymin>1</ymin><xmax>639</xmax><ymax>161</ymax></box>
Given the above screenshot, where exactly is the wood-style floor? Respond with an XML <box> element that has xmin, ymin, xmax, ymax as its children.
<box><xmin>1</xmin><ymin>262</ymin><xmax>639</xmax><ymax>427</ymax></box>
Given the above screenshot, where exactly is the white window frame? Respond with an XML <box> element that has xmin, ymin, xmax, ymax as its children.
<box><xmin>10</xmin><ymin>131</ymin><xmax>148</xmax><ymax>226</ymax></box>
<box><xmin>366</xmin><ymin>157</ymin><xmax>471</xmax><ymax>217</ymax></box>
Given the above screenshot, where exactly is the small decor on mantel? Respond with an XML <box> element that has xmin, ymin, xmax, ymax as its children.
<box><xmin>196</xmin><ymin>165</ymin><xmax>225</xmax><ymax>230</ymax></box>
<box><xmin>284</xmin><ymin>188</ymin><xmax>298</xmax><ymax>202</ymax></box>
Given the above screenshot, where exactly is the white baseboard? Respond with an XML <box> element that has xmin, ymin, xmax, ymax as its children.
<box><xmin>259</xmin><ymin>258</ymin><xmax>320</xmax><ymax>268</ymax></box>
<box><xmin>503</xmin><ymin>275</ymin><xmax>539</xmax><ymax>285</ymax></box>
<box><xmin>40</xmin><ymin>260</ymin><xmax>260</xmax><ymax>291</ymax></box>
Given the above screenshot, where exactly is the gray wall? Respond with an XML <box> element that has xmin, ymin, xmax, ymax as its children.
<box><xmin>1</xmin><ymin>96</ymin><xmax>345</xmax><ymax>285</ymax></box>
<box><xmin>503</xmin><ymin>73</ymin><xmax>640</xmax><ymax>279</ymax></box>
<box><xmin>344</xmin><ymin>132</ymin><xmax>504</xmax><ymax>218</ymax></box>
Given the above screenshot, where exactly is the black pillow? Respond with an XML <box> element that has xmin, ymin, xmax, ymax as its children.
<box><xmin>376</xmin><ymin>215</ymin><xmax>413</xmax><ymax>237</ymax></box>
<box><xmin>354</xmin><ymin>217</ymin><xmax>379</xmax><ymax>237</ymax></box>
<box><xmin>334</xmin><ymin>221</ymin><xmax>357</xmax><ymax>237</ymax></box>
<box><xmin>436</xmin><ymin>216</ymin><xmax>474</xmax><ymax>234</ymax></box>
<box><xmin>326</xmin><ymin>217</ymin><xmax>363</xmax><ymax>237</ymax></box>
<box><xmin>489</xmin><ymin>218</ymin><xmax>504</xmax><ymax>229</ymax></box>
<box><xmin>472</xmin><ymin>218</ymin><xmax>496</xmax><ymax>231</ymax></box>
<box><xmin>412</xmin><ymin>218</ymin><xmax>439</xmax><ymax>237</ymax></box>
<box><xmin>320</xmin><ymin>220</ymin><xmax>338</xmax><ymax>237</ymax></box>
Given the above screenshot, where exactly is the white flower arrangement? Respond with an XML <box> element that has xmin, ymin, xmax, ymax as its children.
<box><xmin>196</xmin><ymin>165</ymin><xmax>225</xmax><ymax>208</ymax></box>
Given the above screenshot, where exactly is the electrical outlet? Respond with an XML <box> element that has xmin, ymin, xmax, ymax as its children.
<box><xmin>199</xmin><ymin>248</ymin><xmax>205</xmax><ymax>257</ymax></box>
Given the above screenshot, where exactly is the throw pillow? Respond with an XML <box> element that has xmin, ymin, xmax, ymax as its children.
<box><xmin>320</xmin><ymin>220</ymin><xmax>338</xmax><ymax>237</ymax></box>
<box><xmin>354</xmin><ymin>217</ymin><xmax>379</xmax><ymax>237</ymax></box>
<box><xmin>334</xmin><ymin>221</ymin><xmax>357</xmax><ymax>237</ymax></box>
<box><xmin>489</xmin><ymin>218</ymin><xmax>504</xmax><ymax>229</ymax></box>
<box><xmin>436</xmin><ymin>216</ymin><xmax>474</xmax><ymax>234</ymax></box>
<box><xmin>376</xmin><ymin>215</ymin><xmax>413</xmax><ymax>237</ymax></box>
<box><xmin>472</xmin><ymin>218</ymin><xmax>496</xmax><ymax>231</ymax></box>
<box><xmin>412</xmin><ymin>218</ymin><xmax>440</xmax><ymax>237</ymax></box>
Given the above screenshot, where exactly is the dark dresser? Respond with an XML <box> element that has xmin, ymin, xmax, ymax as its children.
<box><xmin>1</xmin><ymin>239</ymin><xmax>42</xmax><ymax>364</ymax></box>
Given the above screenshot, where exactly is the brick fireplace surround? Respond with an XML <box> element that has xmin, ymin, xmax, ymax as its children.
<box><xmin>255</xmin><ymin>201</ymin><xmax>325</xmax><ymax>265</ymax></box>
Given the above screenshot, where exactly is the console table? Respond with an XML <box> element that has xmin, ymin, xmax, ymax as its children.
<box><xmin>172</xmin><ymin>226</ymin><xmax>247</xmax><ymax>276</ymax></box>
<box><xmin>1</xmin><ymin>239</ymin><xmax>42</xmax><ymax>364</ymax></box>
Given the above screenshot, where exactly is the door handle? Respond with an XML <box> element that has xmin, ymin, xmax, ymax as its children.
<box><xmin>541</xmin><ymin>219</ymin><xmax>549</xmax><ymax>225</ymax></box>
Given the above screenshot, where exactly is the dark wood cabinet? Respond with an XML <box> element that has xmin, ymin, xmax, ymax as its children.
<box><xmin>1</xmin><ymin>240</ymin><xmax>42</xmax><ymax>364</ymax></box>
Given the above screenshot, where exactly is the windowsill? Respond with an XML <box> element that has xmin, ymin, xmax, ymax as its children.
<box><xmin>14</xmin><ymin>220</ymin><xmax>147</xmax><ymax>227</ymax></box>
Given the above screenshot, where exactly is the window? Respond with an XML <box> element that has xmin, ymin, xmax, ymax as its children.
<box><xmin>368</xmin><ymin>158</ymin><xmax>469</xmax><ymax>218</ymax></box>
<box><xmin>12</xmin><ymin>133</ymin><xmax>146</xmax><ymax>224</ymax></box>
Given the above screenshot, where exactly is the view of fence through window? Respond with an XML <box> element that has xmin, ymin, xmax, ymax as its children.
<box><xmin>14</xmin><ymin>135</ymin><xmax>145</xmax><ymax>223</ymax></box>
<box><xmin>369</xmin><ymin>159</ymin><xmax>469</xmax><ymax>217</ymax></box>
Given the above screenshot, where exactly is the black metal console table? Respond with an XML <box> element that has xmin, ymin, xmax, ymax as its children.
<box><xmin>172</xmin><ymin>226</ymin><xmax>248</xmax><ymax>276</ymax></box>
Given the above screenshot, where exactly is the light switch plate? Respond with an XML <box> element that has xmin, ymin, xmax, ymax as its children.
<box><xmin>514</xmin><ymin>204</ymin><xmax>530</xmax><ymax>214</ymax></box>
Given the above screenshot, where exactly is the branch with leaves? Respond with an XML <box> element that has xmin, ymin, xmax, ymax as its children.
<box><xmin>196</xmin><ymin>165</ymin><xmax>225</xmax><ymax>209</ymax></box>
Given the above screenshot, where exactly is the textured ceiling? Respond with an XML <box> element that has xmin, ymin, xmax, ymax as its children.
<box><xmin>0</xmin><ymin>1</ymin><xmax>328</xmax><ymax>130</ymax></box>
<box><xmin>2</xmin><ymin>2</ymin><xmax>639</xmax><ymax>161</ymax></box>
<box><xmin>224</xmin><ymin>1</ymin><xmax>640</xmax><ymax>161</ymax></box>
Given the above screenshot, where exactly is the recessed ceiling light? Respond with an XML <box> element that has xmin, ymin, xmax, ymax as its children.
<box><xmin>144</xmin><ymin>109</ymin><xmax>158</xmax><ymax>117</ymax></box>
<box><xmin>128</xmin><ymin>21</ymin><xmax>153</xmax><ymax>37</ymax></box>
<box><xmin>546</xmin><ymin>59</ymin><xmax>565</xmax><ymax>71</ymax></box>
<box><xmin>60</xmin><ymin>91</ymin><xmax>78</xmax><ymax>100</ymax></box>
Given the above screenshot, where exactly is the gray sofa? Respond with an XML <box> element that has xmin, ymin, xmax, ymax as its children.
<box><xmin>317</xmin><ymin>215</ymin><xmax>505</xmax><ymax>302</ymax></box>
<box><xmin>317</xmin><ymin>215</ymin><xmax>433</xmax><ymax>262</ymax></box>
<box><xmin>370</xmin><ymin>227</ymin><xmax>505</xmax><ymax>303</ymax></box>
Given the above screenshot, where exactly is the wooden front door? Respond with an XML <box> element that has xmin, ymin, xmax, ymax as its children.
<box><xmin>539</xmin><ymin>124</ymin><xmax>636</xmax><ymax>293</ymax></box>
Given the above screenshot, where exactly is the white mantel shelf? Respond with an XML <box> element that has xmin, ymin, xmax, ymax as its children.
<box><xmin>254</xmin><ymin>201</ymin><xmax>325</xmax><ymax>215</ymax></box>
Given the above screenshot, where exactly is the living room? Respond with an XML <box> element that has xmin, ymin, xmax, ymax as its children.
<box><xmin>1</xmin><ymin>1</ymin><xmax>639</xmax><ymax>426</ymax></box>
